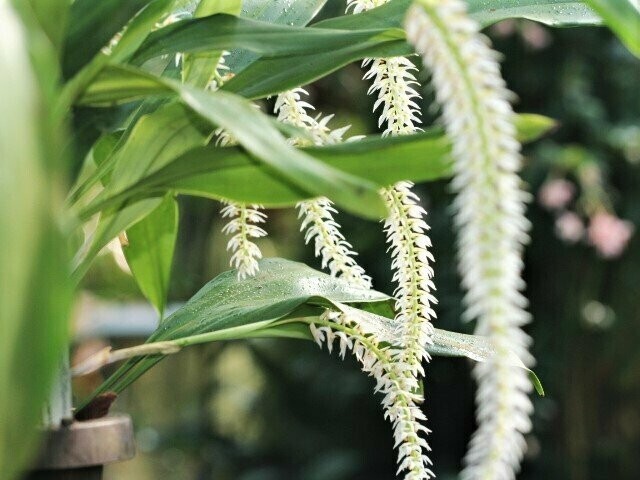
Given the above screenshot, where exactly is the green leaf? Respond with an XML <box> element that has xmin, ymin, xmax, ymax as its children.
<box><xmin>466</xmin><ymin>0</ymin><xmax>601</xmax><ymax>27</ymax></box>
<box><xmin>178</xmin><ymin>86</ymin><xmax>387</xmax><ymax>219</ymax></box>
<box><xmin>130</xmin><ymin>14</ymin><xmax>402</xmax><ymax>65</ymax></box>
<box><xmin>223</xmin><ymin>0</ymin><xmax>602</xmax><ymax>99</ymax></box>
<box><xmin>182</xmin><ymin>0</ymin><xmax>242</xmax><ymax>87</ymax></box>
<box><xmin>72</xmin><ymin>198</ymin><xmax>163</xmax><ymax>282</ymax></box>
<box><xmin>79</xmin><ymin>113</ymin><xmax>553</xmax><ymax>212</ymax></box>
<box><xmin>76</xmin><ymin>65</ymin><xmax>387</xmax><ymax>220</ymax></box>
<box><xmin>584</xmin><ymin>0</ymin><xmax>640</xmax><ymax>57</ymax></box>
<box><xmin>13</xmin><ymin>0</ymin><xmax>69</xmax><ymax>53</ymax></box>
<box><xmin>70</xmin><ymin>103</ymin><xmax>207</xmax><ymax>280</ymax></box>
<box><xmin>124</xmin><ymin>194</ymin><xmax>178</xmax><ymax>317</ymax></box>
<box><xmin>1</xmin><ymin>3</ymin><xmax>72</xmax><ymax>477</ymax></box>
<box><xmin>226</xmin><ymin>0</ymin><xmax>328</xmax><ymax>72</ymax></box>
<box><xmin>78</xmin><ymin>258</ymin><xmax>388</xmax><ymax>404</ymax></box>
<box><xmin>106</xmin><ymin>102</ymin><xmax>209</xmax><ymax>195</ymax></box>
<box><xmin>63</xmin><ymin>0</ymin><xmax>150</xmax><ymax>76</ymax></box>
<box><xmin>79</xmin><ymin>259</ymin><xmax>543</xmax><ymax>409</ymax></box>
<box><xmin>109</xmin><ymin>0</ymin><xmax>178</xmax><ymax>64</ymax></box>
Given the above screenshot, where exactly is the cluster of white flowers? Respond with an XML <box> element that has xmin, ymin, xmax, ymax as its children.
<box><xmin>220</xmin><ymin>202</ymin><xmax>267</xmax><ymax>280</ymax></box>
<box><xmin>347</xmin><ymin>1</ymin><xmax>422</xmax><ymax>137</ymax></box>
<box><xmin>202</xmin><ymin>54</ymin><xmax>268</xmax><ymax>279</ymax></box>
<box><xmin>347</xmin><ymin>0</ymin><xmax>437</xmax><ymax>434</ymax></box>
<box><xmin>382</xmin><ymin>182</ymin><xmax>437</xmax><ymax>378</ymax></box>
<box><xmin>363</xmin><ymin>56</ymin><xmax>422</xmax><ymax>137</ymax></box>
<box><xmin>275</xmin><ymin>88</ymin><xmax>371</xmax><ymax>287</ymax></box>
<box><xmin>298</xmin><ymin>199</ymin><xmax>372</xmax><ymax>288</ymax></box>
<box><xmin>310</xmin><ymin>309</ymin><xmax>434</xmax><ymax>479</ymax></box>
<box><xmin>274</xmin><ymin>88</ymin><xmax>354</xmax><ymax>147</ymax></box>
<box><xmin>406</xmin><ymin>1</ymin><xmax>534</xmax><ymax>479</ymax></box>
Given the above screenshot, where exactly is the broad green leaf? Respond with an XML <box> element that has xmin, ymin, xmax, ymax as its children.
<box><xmin>315</xmin><ymin>0</ymin><xmax>600</xmax><ymax>29</ymax></box>
<box><xmin>63</xmin><ymin>0</ymin><xmax>150</xmax><ymax>76</ymax></box>
<box><xmin>71</xmin><ymin>104</ymin><xmax>207</xmax><ymax>279</ymax></box>
<box><xmin>124</xmin><ymin>194</ymin><xmax>179</xmax><ymax>317</ymax></box>
<box><xmin>226</xmin><ymin>0</ymin><xmax>328</xmax><ymax>72</ymax></box>
<box><xmin>76</xmin><ymin>65</ymin><xmax>387</xmax><ymax>220</ymax></box>
<box><xmin>466</xmin><ymin>0</ymin><xmax>601</xmax><ymax>27</ymax></box>
<box><xmin>584</xmin><ymin>0</ymin><xmax>640</xmax><ymax>57</ymax></box>
<box><xmin>130</xmin><ymin>14</ymin><xmax>402</xmax><ymax>65</ymax></box>
<box><xmin>79</xmin><ymin>113</ymin><xmax>554</xmax><ymax>213</ymax></box>
<box><xmin>182</xmin><ymin>0</ymin><xmax>242</xmax><ymax>87</ymax></box>
<box><xmin>178</xmin><ymin>86</ymin><xmax>387</xmax><ymax>219</ymax></box>
<box><xmin>79</xmin><ymin>258</ymin><xmax>543</xmax><ymax>410</ymax></box>
<box><xmin>78</xmin><ymin>258</ymin><xmax>388</xmax><ymax>405</ymax></box>
<box><xmin>1</xmin><ymin>2</ymin><xmax>72</xmax><ymax>477</ymax></box>
<box><xmin>107</xmin><ymin>102</ymin><xmax>209</xmax><ymax>195</ymax></box>
<box><xmin>72</xmin><ymin>198</ymin><xmax>163</xmax><ymax>282</ymax></box>
<box><xmin>224</xmin><ymin>0</ymin><xmax>602</xmax><ymax>99</ymax></box>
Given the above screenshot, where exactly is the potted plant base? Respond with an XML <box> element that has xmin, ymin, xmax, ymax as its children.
<box><xmin>25</xmin><ymin>414</ymin><xmax>135</xmax><ymax>480</ymax></box>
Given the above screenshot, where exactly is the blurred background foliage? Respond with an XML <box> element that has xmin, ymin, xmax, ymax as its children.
<box><xmin>74</xmin><ymin>6</ymin><xmax>640</xmax><ymax>479</ymax></box>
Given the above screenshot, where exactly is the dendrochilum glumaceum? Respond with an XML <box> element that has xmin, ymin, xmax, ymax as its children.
<box><xmin>274</xmin><ymin>88</ymin><xmax>372</xmax><ymax>289</ymax></box>
<box><xmin>406</xmin><ymin>1</ymin><xmax>534</xmax><ymax>479</ymax></box>
<box><xmin>347</xmin><ymin>2</ymin><xmax>438</xmax><ymax>474</ymax></box>
<box><xmin>311</xmin><ymin>309</ymin><xmax>434</xmax><ymax>479</ymax></box>
<box><xmin>210</xmin><ymin>54</ymin><xmax>269</xmax><ymax>279</ymax></box>
<box><xmin>220</xmin><ymin>202</ymin><xmax>267</xmax><ymax>280</ymax></box>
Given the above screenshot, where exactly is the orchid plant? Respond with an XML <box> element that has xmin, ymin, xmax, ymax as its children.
<box><xmin>1</xmin><ymin>0</ymin><xmax>638</xmax><ymax>479</ymax></box>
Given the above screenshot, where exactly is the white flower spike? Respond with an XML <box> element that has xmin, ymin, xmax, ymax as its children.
<box><xmin>312</xmin><ymin>309</ymin><xmax>434</xmax><ymax>480</ymax></box>
<box><xmin>220</xmin><ymin>202</ymin><xmax>267</xmax><ymax>280</ymax></box>
<box><xmin>275</xmin><ymin>88</ymin><xmax>371</xmax><ymax>288</ymax></box>
<box><xmin>406</xmin><ymin>1</ymin><xmax>535</xmax><ymax>479</ymax></box>
<box><xmin>346</xmin><ymin>0</ymin><xmax>438</xmax><ymax>444</ymax></box>
<box><xmin>207</xmin><ymin>54</ymin><xmax>269</xmax><ymax>279</ymax></box>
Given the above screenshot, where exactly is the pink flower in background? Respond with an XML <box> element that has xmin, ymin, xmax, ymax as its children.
<box><xmin>555</xmin><ymin>212</ymin><xmax>584</xmax><ymax>243</ymax></box>
<box><xmin>588</xmin><ymin>212</ymin><xmax>635</xmax><ymax>258</ymax></box>
<box><xmin>538</xmin><ymin>179</ymin><xmax>575</xmax><ymax>210</ymax></box>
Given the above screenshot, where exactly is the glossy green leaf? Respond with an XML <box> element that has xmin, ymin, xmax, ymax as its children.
<box><xmin>584</xmin><ymin>0</ymin><xmax>640</xmax><ymax>57</ymax></box>
<box><xmin>182</xmin><ymin>0</ymin><xmax>242</xmax><ymax>87</ymax></box>
<box><xmin>79</xmin><ymin>113</ymin><xmax>554</xmax><ymax>213</ymax></box>
<box><xmin>224</xmin><ymin>0</ymin><xmax>602</xmax><ymax>99</ymax></box>
<box><xmin>80</xmin><ymin>258</ymin><xmax>543</xmax><ymax>409</ymax></box>
<box><xmin>63</xmin><ymin>0</ymin><xmax>150</xmax><ymax>76</ymax></box>
<box><xmin>131</xmin><ymin>14</ymin><xmax>402</xmax><ymax>65</ymax></box>
<box><xmin>77</xmin><ymin>65</ymin><xmax>387</xmax><ymax>220</ymax></box>
<box><xmin>226</xmin><ymin>0</ymin><xmax>328</xmax><ymax>72</ymax></box>
<box><xmin>466</xmin><ymin>0</ymin><xmax>601</xmax><ymax>27</ymax></box>
<box><xmin>124</xmin><ymin>194</ymin><xmax>178</xmax><ymax>317</ymax></box>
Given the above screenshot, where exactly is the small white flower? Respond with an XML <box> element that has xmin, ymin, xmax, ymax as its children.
<box><xmin>220</xmin><ymin>202</ymin><xmax>267</xmax><ymax>280</ymax></box>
